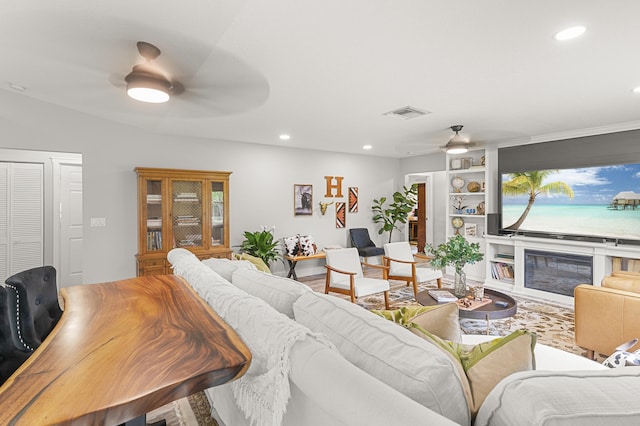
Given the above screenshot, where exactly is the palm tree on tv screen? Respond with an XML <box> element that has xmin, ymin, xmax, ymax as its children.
<box><xmin>502</xmin><ymin>170</ymin><xmax>574</xmax><ymax>230</ymax></box>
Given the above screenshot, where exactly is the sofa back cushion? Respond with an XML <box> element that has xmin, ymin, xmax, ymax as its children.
<box><xmin>231</xmin><ymin>269</ymin><xmax>311</xmax><ymax>318</ymax></box>
<box><xmin>202</xmin><ymin>257</ymin><xmax>256</xmax><ymax>282</ymax></box>
<box><xmin>293</xmin><ymin>291</ymin><xmax>471</xmax><ymax>426</ymax></box>
<box><xmin>602</xmin><ymin>275</ymin><xmax>640</xmax><ymax>294</ymax></box>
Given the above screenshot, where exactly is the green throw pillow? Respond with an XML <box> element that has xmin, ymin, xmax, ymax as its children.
<box><xmin>371</xmin><ymin>304</ymin><xmax>462</xmax><ymax>342</ymax></box>
<box><xmin>412</xmin><ymin>326</ymin><xmax>537</xmax><ymax>416</ymax></box>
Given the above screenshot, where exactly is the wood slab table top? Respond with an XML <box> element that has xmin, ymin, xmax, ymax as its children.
<box><xmin>0</xmin><ymin>274</ymin><xmax>251</xmax><ymax>425</ymax></box>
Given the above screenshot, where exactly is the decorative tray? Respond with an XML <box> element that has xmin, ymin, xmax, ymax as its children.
<box><xmin>456</xmin><ymin>297</ymin><xmax>492</xmax><ymax>311</ymax></box>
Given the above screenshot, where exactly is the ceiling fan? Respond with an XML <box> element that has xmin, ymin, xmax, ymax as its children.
<box><xmin>443</xmin><ymin>125</ymin><xmax>475</xmax><ymax>154</ymax></box>
<box><xmin>112</xmin><ymin>40</ymin><xmax>270</xmax><ymax>116</ymax></box>
<box><xmin>124</xmin><ymin>41</ymin><xmax>183</xmax><ymax>103</ymax></box>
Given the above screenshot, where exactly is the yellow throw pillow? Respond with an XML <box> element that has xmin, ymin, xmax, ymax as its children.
<box><xmin>371</xmin><ymin>304</ymin><xmax>461</xmax><ymax>342</ymax></box>
<box><xmin>411</xmin><ymin>326</ymin><xmax>537</xmax><ymax>416</ymax></box>
<box><xmin>234</xmin><ymin>253</ymin><xmax>271</xmax><ymax>273</ymax></box>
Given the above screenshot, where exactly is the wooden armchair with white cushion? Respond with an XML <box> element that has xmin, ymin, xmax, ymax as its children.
<box><xmin>324</xmin><ymin>248</ymin><xmax>390</xmax><ymax>309</ymax></box>
<box><xmin>383</xmin><ymin>242</ymin><xmax>442</xmax><ymax>298</ymax></box>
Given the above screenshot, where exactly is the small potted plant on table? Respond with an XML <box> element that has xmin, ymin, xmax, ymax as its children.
<box><xmin>427</xmin><ymin>234</ymin><xmax>483</xmax><ymax>298</ymax></box>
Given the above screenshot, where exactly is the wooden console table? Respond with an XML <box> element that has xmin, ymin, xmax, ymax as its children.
<box><xmin>284</xmin><ymin>251</ymin><xmax>326</xmax><ymax>280</ymax></box>
<box><xmin>0</xmin><ymin>275</ymin><xmax>251</xmax><ymax>425</ymax></box>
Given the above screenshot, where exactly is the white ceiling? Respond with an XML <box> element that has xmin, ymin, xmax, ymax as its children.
<box><xmin>2</xmin><ymin>0</ymin><xmax>640</xmax><ymax>158</ymax></box>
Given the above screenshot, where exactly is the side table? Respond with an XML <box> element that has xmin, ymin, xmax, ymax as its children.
<box><xmin>284</xmin><ymin>251</ymin><xmax>326</xmax><ymax>280</ymax></box>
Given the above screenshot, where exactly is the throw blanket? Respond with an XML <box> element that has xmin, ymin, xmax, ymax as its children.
<box><xmin>169</xmin><ymin>249</ymin><xmax>335</xmax><ymax>426</ymax></box>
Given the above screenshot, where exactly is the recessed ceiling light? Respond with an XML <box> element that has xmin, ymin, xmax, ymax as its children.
<box><xmin>633</xmin><ymin>87</ymin><xmax>640</xmax><ymax>94</ymax></box>
<box><xmin>362</xmin><ymin>145</ymin><xmax>372</xmax><ymax>150</ymax></box>
<box><xmin>279</xmin><ymin>134</ymin><xmax>291</xmax><ymax>140</ymax></box>
<box><xmin>554</xmin><ymin>25</ymin><xmax>586</xmax><ymax>41</ymax></box>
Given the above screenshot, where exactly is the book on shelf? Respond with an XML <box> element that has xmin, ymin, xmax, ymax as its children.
<box><xmin>496</xmin><ymin>253</ymin><xmax>515</xmax><ymax>260</ymax></box>
<box><xmin>428</xmin><ymin>290</ymin><xmax>458</xmax><ymax>303</ymax></box>
<box><xmin>491</xmin><ymin>262</ymin><xmax>514</xmax><ymax>280</ymax></box>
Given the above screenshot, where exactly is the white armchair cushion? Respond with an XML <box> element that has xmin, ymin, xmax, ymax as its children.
<box><xmin>384</xmin><ymin>242</ymin><xmax>442</xmax><ymax>281</ymax></box>
<box><xmin>330</xmin><ymin>276</ymin><xmax>389</xmax><ymax>297</ymax></box>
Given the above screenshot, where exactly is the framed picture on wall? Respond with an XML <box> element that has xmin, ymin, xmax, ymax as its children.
<box><xmin>294</xmin><ymin>184</ymin><xmax>313</xmax><ymax>215</ymax></box>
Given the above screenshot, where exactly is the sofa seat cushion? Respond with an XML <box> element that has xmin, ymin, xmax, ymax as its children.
<box><xmin>231</xmin><ymin>269</ymin><xmax>311</xmax><ymax>318</ymax></box>
<box><xmin>371</xmin><ymin>304</ymin><xmax>462</xmax><ymax>342</ymax></box>
<box><xmin>293</xmin><ymin>291</ymin><xmax>471</xmax><ymax>426</ymax></box>
<box><xmin>201</xmin><ymin>257</ymin><xmax>256</xmax><ymax>282</ymax></box>
<box><xmin>475</xmin><ymin>368</ymin><xmax>640</xmax><ymax>426</ymax></box>
<box><xmin>411</xmin><ymin>327</ymin><xmax>536</xmax><ymax>416</ymax></box>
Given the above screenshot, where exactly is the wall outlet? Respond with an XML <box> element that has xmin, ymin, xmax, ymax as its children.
<box><xmin>90</xmin><ymin>217</ymin><xmax>106</xmax><ymax>227</ymax></box>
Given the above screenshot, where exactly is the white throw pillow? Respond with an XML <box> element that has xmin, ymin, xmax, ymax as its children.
<box><xmin>293</xmin><ymin>291</ymin><xmax>471</xmax><ymax>425</ymax></box>
<box><xmin>232</xmin><ymin>269</ymin><xmax>311</xmax><ymax>318</ymax></box>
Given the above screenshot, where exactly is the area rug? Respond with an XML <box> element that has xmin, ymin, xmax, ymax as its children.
<box><xmin>355</xmin><ymin>278</ymin><xmax>600</xmax><ymax>361</ymax></box>
<box><xmin>147</xmin><ymin>391</ymin><xmax>218</xmax><ymax>426</ymax></box>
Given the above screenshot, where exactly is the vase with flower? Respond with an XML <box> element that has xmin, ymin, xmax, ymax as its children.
<box><xmin>427</xmin><ymin>234</ymin><xmax>484</xmax><ymax>298</ymax></box>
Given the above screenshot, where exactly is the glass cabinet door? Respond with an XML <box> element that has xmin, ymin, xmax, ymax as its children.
<box><xmin>211</xmin><ymin>181</ymin><xmax>225</xmax><ymax>247</ymax></box>
<box><xmin>172</xmin><ymin>180</ymin><xmax>204</xmax><ymax>248</ymax></box>
<box><xmin>145</xmin><ymin>179</ymin><xmax>163</xmax><ymax>252</ymax></box>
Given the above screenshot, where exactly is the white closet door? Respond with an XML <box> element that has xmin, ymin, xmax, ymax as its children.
<box><xmin>0</xmin><ymin>164</ymin><xmax>8</xmax><ymax>280</ymax></box>
<box><xmin>0</xmin><ymin>162</ymin><xmax>44</xmax><ymax>281</ymax></box>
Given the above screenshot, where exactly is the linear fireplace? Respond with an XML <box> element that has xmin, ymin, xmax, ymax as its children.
<box><xmin>524</xmin><ymin>249</ymin><xmax>593</xmax><ymax>297</ymax></box>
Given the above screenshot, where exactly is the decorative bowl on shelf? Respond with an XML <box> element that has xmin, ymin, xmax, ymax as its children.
<box><xmin>467</xmin><ymin>181</ymin><xmax>481</xmax><ymax>192</ymax></box>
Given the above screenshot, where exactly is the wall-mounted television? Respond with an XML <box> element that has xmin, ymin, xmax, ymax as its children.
<box><xmin>499</xmin><ymin>163</ymin><xmax>640</xmax><ymax>243</ymax></box>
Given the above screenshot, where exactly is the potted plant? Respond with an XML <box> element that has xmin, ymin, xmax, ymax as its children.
<box><xmin>372</xmin><ymin>184</ymin><xmax>418</xmax><ymax>243</ymax></box>
<box><xmin>239</xmin><ymin>228</ymin><xmax>280</xmax><ymax>269</ymax></box>
<box><xmin>427</xmin><ymin>234</ymin><xmax>483</xmax><ymax>297</ymax></box>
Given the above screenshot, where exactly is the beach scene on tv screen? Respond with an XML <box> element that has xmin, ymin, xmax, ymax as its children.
<box><xmin>501</xmin><ymin>163</ymin><xmax>640</xmax><ymax>239</ymax></box>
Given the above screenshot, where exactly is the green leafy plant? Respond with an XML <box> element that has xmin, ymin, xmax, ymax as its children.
<box><xmin>372</xmin><ymin>184</ymin><xmax>419</xmax><ymax>243</ymax></box>
<box><xmin>427</xmin><ymin>234</ymin><xmax>483</xmax><ymax>274</ymax></box>
<box><xmin>240</xmin><ymin>229</ymin><xmax>280</xmax><ymax>267</ymax></box>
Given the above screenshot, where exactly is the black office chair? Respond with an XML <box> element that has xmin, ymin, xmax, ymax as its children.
<box><xmin>348</xmin><ymin>228</ymin><xmax>385</xmax><ymax>259</ymax></box>
<box><xmin>0</xmin><ymin>286</ymin><xmax>32</xmax><ymax>385</ymax></box>
<box><xmin>5</xmin><ymin>266</ymin><xmax>63</xmax><ymax>351</ymax></box>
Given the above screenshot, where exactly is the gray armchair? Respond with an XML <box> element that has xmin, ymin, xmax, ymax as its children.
<box><xmin>348</xmin><ymin>228</ymin><xmax>384</xmax><ymax>259</ymax></box>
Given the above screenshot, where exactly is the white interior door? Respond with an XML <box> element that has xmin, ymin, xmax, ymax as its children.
<box><xmin>58</xmin><ymin>163</ymin><xmax>83</xmax><ymax>288</ymax></box>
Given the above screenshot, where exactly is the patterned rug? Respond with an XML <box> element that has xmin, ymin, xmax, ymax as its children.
<box><xmin>147</xmin><ymin>391</ymin><xmax>217</xmax><ymax>426</ymax></box>
<box><xmin>355</xmin><ymin>278</ymin><xmax>603</xmax><ymax>361</ymax></box>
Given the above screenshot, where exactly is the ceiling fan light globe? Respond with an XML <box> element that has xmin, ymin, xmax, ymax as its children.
<box><xmin>127</xmin><ymin>86</ymin><xmax>170</xmax><ymax>103</ymax></box>
<box><xmin>125</xmin><ymin>67</ymin><xmax>171</xmax><ymax>103</ymax></box>
<box><xmin>446</xmin><ymin>145</ymin><xmax>468</xmax><ymax>154</ymax></box>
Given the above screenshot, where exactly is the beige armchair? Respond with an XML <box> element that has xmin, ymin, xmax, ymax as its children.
<box><xmin>574</xmin><ymin>271</ymin><xmax>640</xmax><ymax>359</ymax></box>
<box><xmin>383</xmin><ymin>242</ymin><xmax>442</xmax><ymax>299</ymax></box>
<box><xmin>325</xmin><ymin>248</ymin><xmax>390</xmax><ymax>309</ymax></box>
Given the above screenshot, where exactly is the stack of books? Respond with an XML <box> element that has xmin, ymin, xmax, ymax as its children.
<box><xmin>428</xmin><ymin>290</ymin><xmax>458</xmax><ymax>303</ymax></box>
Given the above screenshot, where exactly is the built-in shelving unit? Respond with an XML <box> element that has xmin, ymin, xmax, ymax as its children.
<box><xmin>445</xmin><ymin>149</ymin><xmax>488</xmax><ymax>280</ymax></box>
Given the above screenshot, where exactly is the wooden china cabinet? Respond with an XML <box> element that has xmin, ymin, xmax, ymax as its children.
<box><xmin>135</xmin><ymin>167</ymin><xmax>232</xmax><ymax>276</ymax></box>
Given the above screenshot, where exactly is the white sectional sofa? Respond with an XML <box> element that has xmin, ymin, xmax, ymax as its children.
<box><xmin>168</xmin><ymin>249</ymin><xmax>640</xmax><ymax>426</ymax></box>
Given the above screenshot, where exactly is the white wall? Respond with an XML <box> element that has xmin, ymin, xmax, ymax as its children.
<box><xmin>0</xmin><ymin>90</ymin><xmax>411</xmax><ymax>281</ymax></box>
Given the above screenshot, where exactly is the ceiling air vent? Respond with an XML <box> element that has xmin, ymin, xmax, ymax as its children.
<box><xmin>384</xmin><ymin>106</ymin><xmax>430</xmax><ymax>120</ymax></box>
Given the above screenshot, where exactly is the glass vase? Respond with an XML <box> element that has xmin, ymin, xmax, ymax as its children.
<box><xmin>454</xmin><ymin>269</ymin><xmax>467</xmax><ymax>298</ymax></box>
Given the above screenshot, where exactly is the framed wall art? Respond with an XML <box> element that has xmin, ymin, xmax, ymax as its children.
<box><xmin>348</xmin><ymin>186</ymin><xmax>358</xmax><ymax>213</ymax></box>
<box><xmin>294</xmin><ymin>184</ymin><xmax>313</xmax><ymax>215</ymax></box>
<box><xmin>336</xmin><ymin>202</ymin><xmax>346</xmax><ymax>228</ymax></box>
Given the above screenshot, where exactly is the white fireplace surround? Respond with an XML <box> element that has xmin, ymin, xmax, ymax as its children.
<box><xmin>484</xmin><ymin>234</ymin><xmax>640</xmax><ymax>306</ymax></box>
